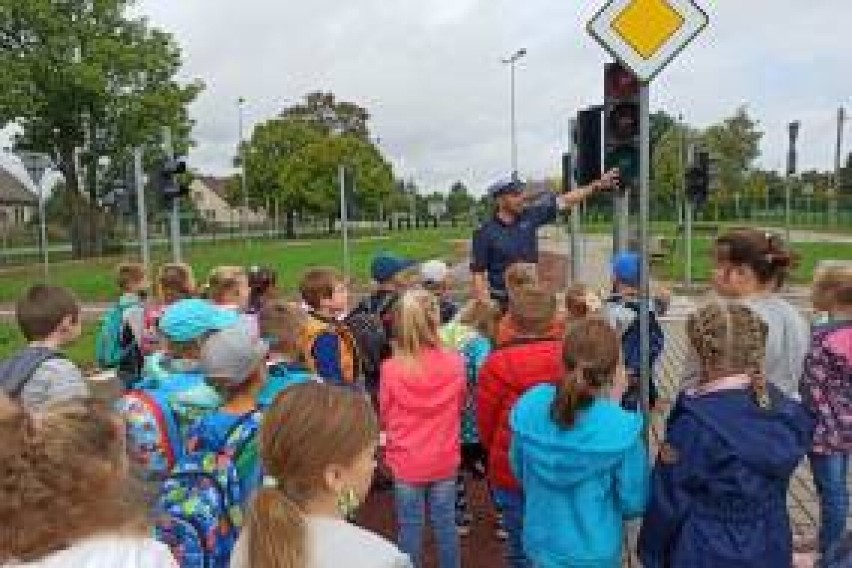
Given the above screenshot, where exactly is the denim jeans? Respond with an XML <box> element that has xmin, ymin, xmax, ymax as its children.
<box><xmin>394</xmin><ymin>478</ymin><xmax>460</xmax><ymax>568</ymax></box>
<box><xmin>811</xmin><ymin>453</ymin><xmax>850</xmax><ymax>555</ymax></box>
<box><xmin>491</xmin><ymin>487</ymin><xmax>531</xmax><ymax>568</ymax></box>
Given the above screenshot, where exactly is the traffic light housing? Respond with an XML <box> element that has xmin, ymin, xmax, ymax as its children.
<box><xmin>157</xmin><ymin>159</ymin><xmax>189</xmax><ymax>200</ymax></box>
<box><xmin>574</xmin><ymin>107</ymin><xmax>602</xmax><ymax>186</ymax></box>
<box><xmin>561</xmin><ymin>152</ymin><xmax>573</xmax><ymax>192</ymax></box>
<box><xmin>686</xmin><ymin>150</ymin><xmax>710</xmax><ymax>206</ymax></box>
<box><xmin>604</xmin><ymin>62</ymin><xmax>640</xmax><ymax>190</ymax></box>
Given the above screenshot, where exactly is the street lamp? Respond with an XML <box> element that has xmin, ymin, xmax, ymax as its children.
<box><xmin>502</xmin><ymin>48</ymin><xmax>527</xmax><ymax>177</ymax></box>
<box><xmin>238</xmin><ymin>97</ymin><xmax>249</xmax><ymax>242</ymax></box>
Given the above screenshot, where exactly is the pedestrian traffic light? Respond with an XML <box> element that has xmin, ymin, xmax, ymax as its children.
<box><xmin>604</xmin><ymin>62</ymin><xmax>640</xmax><ymax>190</ymax></box>
<box><xmin>574</xmin><ymin>107</ymin><xmax>602</xmax><ymax>186</ymax></box>
<box><xmin>157</xmin><ymin>159</ymin><xmax>188</xmax><ymax>200</ymax></box>
<box><xmin>686</xmin><ymin>150</ymin><xmax>710</xmax><ymax>206</ymax></box>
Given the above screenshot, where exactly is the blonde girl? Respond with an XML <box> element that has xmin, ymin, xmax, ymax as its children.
<box><xmin>232</xmin><ymin>383</ymin><xmax>409</xmax><ymax>568</ymax></box>
<box><xmin>381</xmin><ymin>289</ymin><xmax>466</xmax><ymax>568</ymax></box>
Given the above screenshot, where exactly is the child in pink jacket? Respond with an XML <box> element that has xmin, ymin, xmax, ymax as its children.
<box><xmin>380</xmin><ymin>289</ymin><xmax>466</xmax><ymax>568</ymax></box>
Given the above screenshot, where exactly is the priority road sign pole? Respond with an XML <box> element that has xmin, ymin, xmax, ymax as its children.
<box><xmin>163</xmin><ymin>126</ymin><xmax>182</xmax><ymax>263</ymax></box>
<box><xmin>638</xmin><ymin>82</ymin><xmax>652</xmax><ymax>442</ymax></box>
<box><xmin>133</xmin><ymin>147</ymin><xmax>150</xmax><ymax>276</ymax></box>
<box><xmin>339</xmin><ymin>165</ymin><xmax>350</xmax><ymax>281</ymax></box>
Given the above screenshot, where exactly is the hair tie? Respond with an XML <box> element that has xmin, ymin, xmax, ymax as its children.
<box><xmin>262</xmin><ymin>475</ymin><xmax>279</xmax><ymax>489</ymax></box>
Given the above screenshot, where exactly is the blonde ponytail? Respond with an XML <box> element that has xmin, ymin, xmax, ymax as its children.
<box><xmin>245</xmin><ymin>487</ymin><xmax>306</xmax><ymax>568</ymax></box>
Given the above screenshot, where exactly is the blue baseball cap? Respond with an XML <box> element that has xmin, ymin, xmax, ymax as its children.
<box><xmin>371</xmin><ymin>252</ymin><xmax>416</xmax><ymax>283</ymax></box>
<box><xmin>158</xmin><ymin>298</ymin><xmax>240</xmax><ymax>342</ymax></box>
<box><xmin>487</xmin><ymin>176</ymin><xmax>525</xmax><ymax>198</ymax></box>
<box><xmin>612</xmin><ymin>251</ymin><xmax>641</xmax><ymax>288</ymax></box>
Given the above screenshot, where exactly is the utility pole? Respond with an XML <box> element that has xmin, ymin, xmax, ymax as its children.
<box><xmin>502</xmin><ymin>48</ymin><xmax>527</xmax><ymax>176</ymax></box>
<box><xmin>339</xmin><ymin>165</ymin><xmax>350</xmax><ymax>280</ymax></box>
<box><xmin>238</xmin><ymin>97</ymin><xmax>249</xmax><ymax>244</ymax></box>
<box><xmin>786</xmin><ymin>121</ymin><xmax>800</xmax><ymax>245</ymax></box>
<box><xmin>133</xmin><ymin>147</ymin><xmax>150</xmax><ymax>275</ymax></box>
<box><xmin>163</xmin><ymin>126</ymin><xmax>182</xmax><ymax>263</ymax></box>
<box><xmin>832</xmin><ymin>107</ymin><xmax>846</xmax><ymax>226</ymax></box>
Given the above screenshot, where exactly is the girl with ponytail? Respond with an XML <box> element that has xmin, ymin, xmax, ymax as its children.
<box><xmin>709</xmin><ymin>228</ymin><xmax>809</xmax><ymax>396</ymax></box>
<box><xmin>232</xmin><ymin>383</ymin><xmax>410</xmax><ymax>568</ymax></box>
<box><xmin>508</xmin><ymin>318</ymin><xmax>648</xmax><ymax>567</ymax></box>
<box><xmin>639</xmin><ymin>301</ymin><xmax>814</xmax><ymax>568</ymax></box>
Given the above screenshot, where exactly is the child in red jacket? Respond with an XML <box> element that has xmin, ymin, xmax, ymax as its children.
<box><xmin>477</xmin><ymin>286</ymin><xmax>565</xmax><ymax>568</ymax></box>
<box><xmin>380</xmin><ymin>289</ymin><xmax>466</xmax><ymax>568</ymax></box>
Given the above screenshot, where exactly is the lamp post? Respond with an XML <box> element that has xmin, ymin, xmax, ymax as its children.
<box><xmin>502</xmin><ymin>48</ymin><xmax>527</xmax><ymax>177</ymax></box>
<box><xmin>238</xmin><ymin>97</ymin><xmax>249</xmax><ymax>243</ymax></box>
<box><xmin>16</xmin><ymin>151</ymin><xmax>52</xmax><ymax>280</ymax></box>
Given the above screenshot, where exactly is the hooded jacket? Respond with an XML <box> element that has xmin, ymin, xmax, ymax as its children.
<box><xmin>477</xmin><ymin>338</ymin><xmax>565</xmax><ymax>490</ymax></box>
<box><xmin>638</xmin><ymin>383</ymin><xmax>814</xmax><ymax>568</ymax></box>
<box><xmin>510</xmin><ymin>386</ymin><xmax>648</xmax><ymax>568</ymax></box>
<box><xmin>380</xmin><ymin>347</ymin><xmax>466</xmax><ymax>483</ymax></box>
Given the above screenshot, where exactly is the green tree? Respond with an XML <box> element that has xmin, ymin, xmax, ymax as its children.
<box><xmin>0</xmin><ymin>0</ymin><xmax>202</xmax><ymax>257</ymax></box>
<box><xmin>446</xmin><ymin>181</ymin><xmax>474</xmax><ymax>219</ymax></box>
<box><xmin>701</xmin><ymin>107</ymin><xmax>763</xmax><ymax>198</ymax></box>
<box><xmin>279</xmin><ymin>92</ymin><xmax>370</xmax><ymax>140</ymax></box>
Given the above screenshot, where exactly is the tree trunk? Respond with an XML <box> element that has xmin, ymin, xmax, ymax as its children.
<box><xmin>59</xmin><ymin>144</ymin><xmax>114</xmax><ymax>259</ymax></box>
<box><xmin>285</xmin><ymin>209</ymin><xmax>296</xmax><ymax>239</ymax></box>
<box><xmin>327</xmin><ymin>213</ymin><xmax>336</xmax><ymax>235</ymax></box>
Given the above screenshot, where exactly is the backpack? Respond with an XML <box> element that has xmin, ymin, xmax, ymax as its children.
<box><xmin>344</xmin><ymin>293</ymin><xmax>398</xmax><ymax>391</ymax></box>
<box><xmin>0</xmin><ymin>346</ymin><xmax>63</xmax><ymax>398</ymax></box>
<box><xmin>155</xmin><ymin>411</ymin><xmax>262</xmax><ymax>568</ymax></box>
<box><xmin>117</xmin><ymin>372</ymin><xmax>220</xmax><ymax>480</ymax></box>
<box><xmin>95</xmin><ymin>296</ymin><xmax>141</xmax><ymax>370</ymax></box>
<box><xmin>619</xmin><ymin>300</ymin><xmax>665</xmax><ymax>410</ymax></box>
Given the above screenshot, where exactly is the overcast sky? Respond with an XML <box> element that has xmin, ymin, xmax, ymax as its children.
<box><xmin>5</xmin><ymin>0</ymin><xmax>852</xmax><ymax>194</ymax></box>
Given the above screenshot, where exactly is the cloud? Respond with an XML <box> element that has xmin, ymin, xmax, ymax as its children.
<box><xmin>6</xmin><ymin>0</ymin><xmax>851</xmax><ymax>195</ymax></box>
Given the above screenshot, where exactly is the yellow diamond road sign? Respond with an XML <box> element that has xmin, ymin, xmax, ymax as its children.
<box><xmin>588</xmin><ymin>0</ymin><xmax>708</xmax><ymax>82</ymax></box>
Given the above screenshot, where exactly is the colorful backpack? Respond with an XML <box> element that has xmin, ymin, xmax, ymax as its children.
<box><xmin>155</xmin><ymin>411</ymin><xmax>262</xmax><ymax>568</ymax></box>
<box><xmin>95</xmin><ymin>296</ymin><xmax>141</xmax><ymax>370</ymax></box>
<box><xmin>117</xmin><ymin>372</ymin><xmax>221</xmax><ymax>480</ymax></box>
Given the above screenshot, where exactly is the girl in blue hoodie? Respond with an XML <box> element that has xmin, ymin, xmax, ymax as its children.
<box><xmin>638</xmin><ymin>301</ymin><xmax>814</xmax><ymax>568</ymax></box>
<box><xmin>510</xmin><ymin>317</ymin><xmax>649</xmax><ymax>568</ymax></box>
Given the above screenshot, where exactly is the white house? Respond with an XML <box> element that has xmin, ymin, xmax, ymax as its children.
<box><xmin>190</xmin><ymin>175</ymin><xmax>267</xmax><ymax>225</ymax></box>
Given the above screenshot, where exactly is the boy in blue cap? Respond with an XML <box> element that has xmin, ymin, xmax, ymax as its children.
<box><xmin>604</xmin><ymin>251</ymin><xmax>670</xmax><ymax>411</ymax></box>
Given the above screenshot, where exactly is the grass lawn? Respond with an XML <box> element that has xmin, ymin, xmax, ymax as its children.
<box><xmin>0</xmin><ymin>322</ymin><xmax>98</xmax><ymax>369</ymax></box>
<box><xmin>0</xmin><ymin>226</ymin><xmax>471</xmax><ymax>304</ymax></box>
<box><xmin>663</xmin><ymin>237</ymin><xmax>852</xmax><ymax>284</ymax></box>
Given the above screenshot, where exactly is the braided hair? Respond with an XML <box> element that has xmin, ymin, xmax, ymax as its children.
<box><xmin>687</xmin><ymin>300</ymin><xmax>771</xmax><ymax>409</ymax></box>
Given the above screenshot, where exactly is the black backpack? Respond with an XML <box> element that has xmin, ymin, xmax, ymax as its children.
<box><xmin>344</xmin><ymin>293</ymin><xmax>398</xmax><ymax>391</ymax></box>
<box><xmin>0</xmin><ymin>346</ymin><xmax>63</xmax><ymax>398</ymax></box>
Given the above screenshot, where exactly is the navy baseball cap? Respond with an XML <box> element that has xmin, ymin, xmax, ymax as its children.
<box><xmin>612</xmin><ymin>251</ymin><xmax>641</xmax><ymax>288</ymax></box>
<box><xmin>371</xmin><ymin>252</ymin><xmax>416</xmax><ymax>283</ymax></box>
<box><xmin>487</xmin><ymin>176</ymin><xmax>525</xmax><ymax>198</ymax></box>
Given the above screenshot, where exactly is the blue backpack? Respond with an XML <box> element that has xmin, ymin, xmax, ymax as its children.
<box><xmin>117</xmin><ymin>371</ymin><xmax>221</xmax><ymax>480</ymax></box>
<box><xmin>155</xmin><ymin>411</ymin><xmax>262</xmax><ymax>568</ymax></box>
<box><xmin>96</xmin><ymin>297</ymin><xmax>141</xmax><ymax>370</ymax></box>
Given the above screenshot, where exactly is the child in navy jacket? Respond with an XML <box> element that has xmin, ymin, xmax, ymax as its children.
<box><xmin>639</xmin><ymin>301</ymin><xmax>813</xmax><ymax>568</ymax></box>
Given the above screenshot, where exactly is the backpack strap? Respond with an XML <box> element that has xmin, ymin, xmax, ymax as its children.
<box><xmin>0</xmin><ymin>346</ymin><xmax>63</xmax><ymax>398</ymax></box>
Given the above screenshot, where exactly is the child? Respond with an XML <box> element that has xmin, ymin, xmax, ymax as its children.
<box><xmin>246</xmin><ymin>265</ymin><xmax>278</xmax><ymax>315</ymax></box>
<box><xmin>800</xmin><ymin>268</ymin><xmax>852</xmax><ymax>557</ymax></box>
<box><xmin>184</xmin><ymin>325</ymin><xmax>271</xmax><ymax>498</ymax></box>
<box><xmin>232</xmin><ymin>383</ymin><xmax>411</xmax><ymax>568</ymax></box>
<box><xmin>564</xmin><ymin>282</ymin><xmax>602</xmax><ymax>322</ymax></box>
<box><xmin>710</xmin><ymin>228</ymin><xmax>809</xmax><ymax>396</ymax></box>
<box><xmin>440</xmin><ymin>298</ymin><xmax>500</xmax><ymax>536</ymax></box>
<box><xmin>206</xmin><ymin>265</ymin><xmax>257</xmax><ymax>336</ymax></box>
<box><xmin>299</xmin><ymin>267</ymin><xmax>358</xmax><ymax>387</ymax></box>
<box><xmin>638</xmin><ymin>301</ymin><xmax>814</xmax><ymax>567</ymax></box>
<box><xmin>603</xmin><ymin>251</ymin><xmax>667</xmax><ymax>411</ymax></box>
<box><xmin>96</xmin><ymin>263</ymin><xmax>148</xmax><ymax>386</ymax></box>
<box><xmin>421</xmin><ymin>259</ymin><xmax>459</xmax><ymax>324</ymax></box>
<box><xmin>510</xmin><ymin>318</ymin><xmax>648</xmax><ymax>567</ymax></box>
<box><xmin>0</xmin><ymin>395</ymin><xmax>177</xmax><ymax>566</ymax></box>
<box><xmin>495</xmin><ymin>272</ymin><xmax>565</xmax><ymax>347</ymax></box>
<box><xmin>141</xmin><ymin>262</ymin><xmax>197</xmax><ymax>356</ymax></box>
<box><xmin>477</xmin><ymin>286</ymin><xmax>566</xmax><ymax>567</ymax></box>
<box><xmin>257</xmin><ymin>298</ymin><xmax>316</xmax><ymax>404</ymax></box>
<box><xmin>810</xmin><ymin>265</ymin><xmax>852</xmax><ymax>327</ymax></box>
<box><xmin>0</xmin><ymin>285</ymin><xmax>88</xmax><ymax>410</ymax></box>
<box><xmin>381</xmin><ymin>289</ymin><xmax>466</xmax><ymax>568</ymax></box>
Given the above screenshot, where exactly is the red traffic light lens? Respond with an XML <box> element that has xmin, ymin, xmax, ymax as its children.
<box><xmin>605</xmin><ymin>63</ymin><xmax>639</xmax><ymax>99</ymax></box>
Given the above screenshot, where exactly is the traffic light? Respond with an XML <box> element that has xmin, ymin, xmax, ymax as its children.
<box><xmin>574</xmin><ymin>107</ymin><xmax>602</xmax><ymax>186</ymax></box>
<box><xmin>686</xmin><ymin>150</ymin><xmax>710</xmax><ymax>206</ymax></box>
<box><xmin>604</xmin><ymin>62</ymin><xmax>640</xmax><ymax>190</ymax></box>
<box><xmin>561</xmin><ymin>152</ymin><xmax>573</xmax><ymax>192</ymax></box>
<box><xmin>157</xmin><ymin>159</ymin><xmax>189</xmax><ymax>200</ymax></box>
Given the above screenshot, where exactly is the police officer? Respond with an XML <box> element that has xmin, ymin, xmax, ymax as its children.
<box><xmin>470</xmin><ymin>169</ymin><xmax>619</xmax><ymax>306</ymax></box>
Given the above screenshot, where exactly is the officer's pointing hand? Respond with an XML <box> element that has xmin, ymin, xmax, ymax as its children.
<box><xmin>594</xmin><ymin>168</ymin><xmax>620</xmax><ymax>192</ymax></box>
